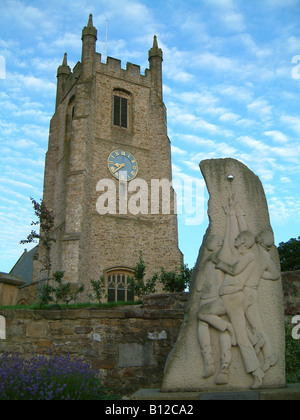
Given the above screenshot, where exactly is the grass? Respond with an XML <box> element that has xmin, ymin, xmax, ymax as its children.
<box><xmin>0</xmin><ymin>300</ymin><xmax>142</xmax><ymax>310</ymax></box>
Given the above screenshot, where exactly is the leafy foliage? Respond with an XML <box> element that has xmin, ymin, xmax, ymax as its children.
<box><xmin>20</xmin><ymin>197</ymin><xmax>56</xmax><ymax>281</ymax></box>
<box><xmin>278</xmin><ymin>236</ymin><xmax>300</xmax><ymax>271</ymax></box>
<box><xmin>128</xmin><ymin>252</ymin><xmax>157</xmax><ymax>298</ymax></box>
<box><xmin>38</xmin><ymin>271</ymin><xmax>84</xmax><ymax>309</ymax></box>
<box><xmin>128</xmin><ymin>252</ymin><xmax>192</xmax><ymax>297</ymax></box>
<box><xmin>89</xmin><ymin>276</ymin><xmax>107</xmax><ymax>304</ymax></box>
<box><xmin>159</xmin><ymin>263</ymin><xmax>192</xmax><ymax>293</ymax></box>
<box><xmin>52</xmin><ymin>271</ymin><xmax>84</xmax><ymax>308</ymax></box>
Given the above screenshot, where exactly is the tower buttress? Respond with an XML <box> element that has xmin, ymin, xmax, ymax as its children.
<box><xmin>56</xmin><ymin>53</ymin><xmax>71</xmax><ymax>110</ymax></box>
<box><xmin>81</xmin><ymin>14</ymin><xmax>97</xmax><ymax>80</ymax></box>
<box><xmin>148</xmin><ymin>35</ymin><xmax>163</xmax><ymax>100</ymax></box>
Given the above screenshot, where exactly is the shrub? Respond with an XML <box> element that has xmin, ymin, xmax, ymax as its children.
<box><xmin>89</xmin><ymin>276</ymin><xmax>107</xmax><ymax>304</ymax></box>
<box><xmin>128</xmin><ymin>252</ymin><xmax>157</xmax><ymax>298</ymax></box>
<box><xmin>0</xmin><ymin>352</ymin><xmax>118</xmax><ymax>400</ymax></box>
<box><xmin>159</xmin><ymin>263</ymin><xmax>192</xmax><ymax>293</ymax></box>
<box><xmin>37</xmin><ymin>271</ymin><xmax>84</xmax><ymax>309</ymax></box>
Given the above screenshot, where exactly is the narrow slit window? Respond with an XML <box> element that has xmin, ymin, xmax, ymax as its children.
<box><xmin>113</xmin><ymin>95</ymin><xmax>128</xmax><ymax>128</ymax></box>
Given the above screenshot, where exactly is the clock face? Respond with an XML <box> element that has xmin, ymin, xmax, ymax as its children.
<box><xmin>108</xmin><ymin>150</ymin><xmax>138</xmax><ymax>181</ymax></box>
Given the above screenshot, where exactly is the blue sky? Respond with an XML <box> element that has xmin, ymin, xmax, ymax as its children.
<box><xmin>0</xmin><ymin>0</ymin><xmax>299</xmax><ymax>273</ymax></box>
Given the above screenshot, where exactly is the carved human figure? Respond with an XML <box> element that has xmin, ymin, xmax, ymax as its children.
<box><xmin>210</xmin><ymin>197</ymin><xmax>264</xmax><ymax>389</ymax></box>
<box><xmin>243</xmin><ymin>230</ymin><xmax>281</xmax><ymax>372</ymax></box>
<box><xmin>197</xmin><ymin>196</ymin><xmax>281</xmax><ymax>389</ymax></box>
<box><xmin>215</xmin><ymin>230</ymin><xmax>264</xmax><ymax>389</ymax></box>
<box><xmin>221</xmin><ymin>202</ymin><xmax>280</xmax><ymax>373</ymax></box>
<box><xmin>196</xmin><ymin>234</ymin><xmax>236</xmax><ymax>385</ymax></box>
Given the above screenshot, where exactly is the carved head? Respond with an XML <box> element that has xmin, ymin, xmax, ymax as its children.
<box><xmin>256</xmin><ymin>230</ymin><xmax>274</xmax><ymax>250</ymax></box>
<box><xmin>206</xmin><ymin>234</ymin><xmax>223</xmax><ymax>252</ymax></box>
<box><xmin>235</xmin><ymin>230</ymin><xmax>255</xmax><ymax>250</ymax></box>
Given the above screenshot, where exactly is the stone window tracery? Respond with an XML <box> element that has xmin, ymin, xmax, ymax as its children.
<box><xmin>106</xmin><ymin>268</ymin><xmax>134</xmax><ymax>302</ymax></box>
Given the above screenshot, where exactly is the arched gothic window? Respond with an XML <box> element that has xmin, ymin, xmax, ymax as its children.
<box><xmin>106</xmin><ymin>268</ymin><xmax>135</xmax><ymax>302</ymax></box>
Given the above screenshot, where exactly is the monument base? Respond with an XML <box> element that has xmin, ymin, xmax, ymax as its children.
<box><xmin>130</xmin><ymin>384</ymin><xmax>300</xmax><ymax>401</ymax></box>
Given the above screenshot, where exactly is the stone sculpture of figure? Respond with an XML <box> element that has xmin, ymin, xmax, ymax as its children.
<box><xmin>243</xmin><ymin>230</ymin><xmax>281</xmax><ymax>372</ymax></box>
<box><xmin>215</xmin><ymin>230</ymin><xmax>265</xmax><ymax>389</ymax></box>
<box><xmin>209</xmin><ymin>196</ymin><xmax>265</xmax><ymax>389</ymax></box>
<box><xmin>225</xmin><ymin>201</ymin><xmax>281</xmax><ymax>372</ymax></box>
<box><xmin>162</xmin><ymin>159</ymin><xmax>285</xmax><ymax>394</ymax></box>
<box><xmin>196</xmin><ymin>234</ymin><xmax>236</xmax><ymax>385</ymax></box>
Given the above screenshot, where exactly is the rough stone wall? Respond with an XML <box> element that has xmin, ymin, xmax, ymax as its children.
<box><xmin>0</xmin><ymin>294</ymin><xmax>187</xmax><ymax>395</ymax></box>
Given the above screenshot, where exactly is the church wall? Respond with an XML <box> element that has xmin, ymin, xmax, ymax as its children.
<box><xmin>0</xmin><ymin>294</ymin><xmax>187</xmax><ymax>395</ymax></box>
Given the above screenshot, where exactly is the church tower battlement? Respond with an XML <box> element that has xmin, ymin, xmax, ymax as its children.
<box><xmin>40</xmin><ymin>15</ymin><xmax>182</xmax><ymax>301</ymax></box>
<box><xmin>56</xmin><ymin>15</ymin><xmax>164</xmax><ymax>109</ymax></box>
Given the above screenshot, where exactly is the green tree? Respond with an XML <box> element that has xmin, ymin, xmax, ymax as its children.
<box><xmin>159</xmin><ymin>263</ymin><xmax>192</xmax><ymax>293</ymax></box>
<box><xmin>89</xmin><ymin>276</ymin><xmax>107</xmax><ymax>305</ymax></box>
<box><xmin>128</xmin><ymin>252</ymin><xmax>157</xmax><ymax>298</ymax></box>
<box><xmin>37</xmin><ymin>271</ymin><xmax>85</xmax><ymax>309</ymax></box>
<box><xmin>52</xmin><ymin>271</ymin><xmax>84</xmax><ymax>309</ymax></box>
<box><xmin>20</xmin><ymin>197</ymin><xmax>56</xmax><ymax>284</ymax></box>
<box><xmin>278</xmin><ymin>236</ymin><xmax>300</xmax><ymax>271</ymax></box>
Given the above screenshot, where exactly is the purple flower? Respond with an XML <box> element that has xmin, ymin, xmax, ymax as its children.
<box><xmin>0</xmin><ymin>352</ymin><xmax>115</xmax><ymax>400</ymax></box>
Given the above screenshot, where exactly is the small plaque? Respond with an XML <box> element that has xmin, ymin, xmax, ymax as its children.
<box><xmin>200</xmin><ymin>390</ymin><xmax>260</xmax><ymax>401</ymax></box>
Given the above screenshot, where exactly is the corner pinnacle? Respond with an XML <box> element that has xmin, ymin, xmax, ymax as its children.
<box><xmin>62</xmin><ymin>52</ymin><xmax>68</xmax><ymax>66</ymax></box>
<box><xmin>87</xmin><ymin>14</ymin><xmax>94</xmax><ymax>28</ymax></box>
<box><xmin>148</xmin><ymin>35</ymin><xmax>163</xmax><ymax>61</ymax></box>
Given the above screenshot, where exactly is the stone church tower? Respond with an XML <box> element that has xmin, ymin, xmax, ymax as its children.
<box><xmin>39</xmin><ymin>15</ymin><xmax>182</xmax><ymax>301</ymax></box>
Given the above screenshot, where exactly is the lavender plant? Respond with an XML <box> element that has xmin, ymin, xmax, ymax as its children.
<box><xmin>0</xmin><ymin>352</ymin><xmax>117</xmax><ymax>400</ymax></box>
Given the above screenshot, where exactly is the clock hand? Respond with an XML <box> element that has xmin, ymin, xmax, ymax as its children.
<box><xmin>112</xmin><ymin>163</ymin><xmax>125</xmax><ymax>174</ymax></box>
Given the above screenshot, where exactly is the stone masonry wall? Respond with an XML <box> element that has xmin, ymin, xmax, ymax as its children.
<box><xmin>0</xmin><ymin>294</ymin><xmax>187</xmax><ymax>396</ymax></box>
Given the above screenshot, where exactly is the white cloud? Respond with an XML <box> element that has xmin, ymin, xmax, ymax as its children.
<box><xmin>168</xmin><ymin>103</ymin><xmax>233</xmax><ymax>138</ymax></box>
<box><xmin>280</xmin><ymin>177</ymin><xmax>292</xmax><ymax>184</ymax></box>
<box><xmin>183</xmin><ymin>160</ymin><xmax>200</xmax><ymax>172</ymax></box>
<box><xmin>219</xmin><ymin>85</ymin><xmax>253</xmax><ymax>102</ymax></box>
<box><xmin>193</xmin><ymin>51</ymin><xmax>236</xmax><ymax>73</ymax></box>
<box><xmin>280</xmin><ymin>115</ymin><xmax>300</xmax><ymax>135</ymax></box>
<box><xmin>247</xmin><ymin>98</ymin><xmax>273</xmax><ymax>121</ymax></box>
<box><xmin>219</xmin><ymin>112</ymin><xmax>240</xmax><ymax>122</ymax></box>
<box><xmin>268</xmin><ymin>196</ymin><xmax>300</xmax><ymax>226</ymax></box>
<box><xmin>222</xmin><ymin>11</ymin><xmax>246</xmax><ymax>32</ymax></box>
<box><xmin>8</xmin><ymin>73</ymin><xmax>56</xmax><ymax>93</ymax></box>
<box><xmin>264</xmin><ymin>131</ymin><xmax>288</xmax><ymax>144</ymax></box>
<box><xmin>0</xmin><ymin>0</ymin><xmax>60</xmax><ymax>34</ymax></box>
<box><xmin>239</xmin><ymin>135</ymin><xmax>300</xmax><ymax>164</ymax></box>
<box><xmin>171</xmin><ymin>145</ymin><xmax>187</xmax><ymax>156</ymax></box>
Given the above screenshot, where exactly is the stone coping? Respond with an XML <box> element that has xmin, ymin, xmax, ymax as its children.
<box><xmin>0</xmin><ymin>306</ymin><xmax>184</xmax><ymax>320</ymax></box>
<box><xmin>0</xmin><ymin>273</ymin><xmax>25</xmax><ymax>287</ymax></box>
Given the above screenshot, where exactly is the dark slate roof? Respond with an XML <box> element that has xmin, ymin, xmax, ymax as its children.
<box><xmin>9</xmin><ymin>246</ymin><xmax>39</xmax><ymax>286</ymax></box>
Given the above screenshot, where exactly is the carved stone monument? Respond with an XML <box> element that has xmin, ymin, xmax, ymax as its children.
<box><xmin>162</xmin><ymin>158</ymin><xmax>285</xmax><ymax>392</ymax></box>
